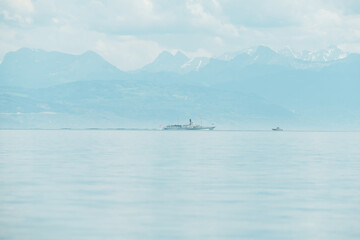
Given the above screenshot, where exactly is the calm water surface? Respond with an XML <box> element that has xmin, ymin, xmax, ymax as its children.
<box><xmin>0</xmin><ymin>130</ymin><xmax>359</xmax><ymax>240</ymax></box>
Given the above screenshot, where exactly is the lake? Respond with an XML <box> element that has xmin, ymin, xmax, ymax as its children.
<box><xmin>0</xmin><ymin>130</ymin><xmax>359</xmax><ymax>240</ymax></box>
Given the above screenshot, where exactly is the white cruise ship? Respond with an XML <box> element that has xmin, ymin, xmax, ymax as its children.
<box><xmin>163</xmin><ymin>119</ymin><xmax>215</xmax><ymax>130</ymax></box>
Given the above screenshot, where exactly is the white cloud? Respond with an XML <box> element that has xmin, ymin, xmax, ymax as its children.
<box><xmin>2</xmin><ymin>0</ymin><xmax>34</xmax><ymax>13</ymax></box>
<box><xmin>0</xmin><ymin>0</ymin><xmax>34</xmax><ymax>25</ymax></box>
<box><xmin>185</xmin><ymin>0</ymin><xmax>239</xmax><ymax>36</ymax></box>
<box><xmin>0</xmin><ymin>21</ymin><xmax>163</xmax><ymax>70</ymax></box>
<box><xmin>93</xmin><ymin>36</ymin><xmax>162</xmax><ymax>71</ymax></box>
<box><xmin>0</xmin><ymin>0</ymin><xmax>360</xmax><ymax>69</ymax></box>
<box><xmin>184</xmin><ymin>48</ymin><xmax>212</xmax><ymax>58</ymax></box>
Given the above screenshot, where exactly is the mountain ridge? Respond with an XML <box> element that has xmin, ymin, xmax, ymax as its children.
<box><xmin>0</xmin><ymin>46</ymin><xmax>359</xmax><ymax>129</ymax></box>
<box><xmin>0</xmin><ymin>48</ymin><xmax>124</xmax><ymax>88</ymax></box>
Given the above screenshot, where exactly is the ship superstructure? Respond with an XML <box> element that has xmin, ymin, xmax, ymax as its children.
<box><xmin>163</xmin><ymin>119</ymin><xmax>215</xmax><ymax>130</ymax></box>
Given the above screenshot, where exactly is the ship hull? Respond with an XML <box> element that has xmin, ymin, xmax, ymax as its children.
<box><xmin>163</xmin><ymin>126</ymin><xmax>215</xmax><ymax>130</ymax></box>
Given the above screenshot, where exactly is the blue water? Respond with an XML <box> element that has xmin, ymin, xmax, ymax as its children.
<box><xmin>0</xmin><ymin>130</ymin><xmax>359</xmax><ymax>240</ymax></box>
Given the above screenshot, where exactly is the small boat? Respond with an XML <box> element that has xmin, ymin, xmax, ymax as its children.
<box><xmin>272</xmin><ymin>127</ymin><xmax>283</xmax><ymax>131</ymax></box>
<box><xmin>163</xmin><ymin>119</ymin><xmax>215</xmax><ymax>130</ymax></box>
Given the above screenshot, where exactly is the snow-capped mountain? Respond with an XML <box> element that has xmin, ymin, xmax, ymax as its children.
<box><xmin>140</xmin><ymin>46</ymin><xmax>349</xmax><ymax>75</ymax></box>
<box><xmin>141</xmin><ymin>51</ymin><xmax>189</xmax><ymax>73</ymax></box>
<box><xmin>180</xmin><ymin>57</ymin><xmax>210</xmax><ymax>72</ymax></box>
<box><xmin>279</xmin><ymin>46</ymin><xmax>348</xmax><ymax>62</ymax></box>
<box><xmin>141</xmin><ymin>51</ymin><xmax>210</xmax><ymax>73</ymax></box>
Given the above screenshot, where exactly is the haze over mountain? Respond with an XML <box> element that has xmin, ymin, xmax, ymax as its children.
<box><xmin>0</xmin><ymin>46</ymin><xmax>359</xmax><ymax>130</ymax></box>
<box><xmin>0</xmin><ymin>48</ymin><xmax>124</xmax><ymax>88</ymax></box>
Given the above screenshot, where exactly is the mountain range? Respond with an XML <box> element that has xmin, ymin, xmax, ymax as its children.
<box><xmin>0</xmin><ymin>46</ymin><xmax>359</xmax><ymax>130</ymax></box>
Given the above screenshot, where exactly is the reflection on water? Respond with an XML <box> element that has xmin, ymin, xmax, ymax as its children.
<box><xmin>0</xmin><ymin>130</ymin><xmax>360</xmax><ymax>240</ymax></box>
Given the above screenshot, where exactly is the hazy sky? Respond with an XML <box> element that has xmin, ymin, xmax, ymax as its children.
<box><xmin>1</xmin><ymin>0</ymin><xmax>360</xmax><ymax>70</ymax></box>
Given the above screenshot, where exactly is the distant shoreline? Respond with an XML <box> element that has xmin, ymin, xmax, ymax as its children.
<box><xmin>1</xmin><ymin>128</ymin><xmax>360</xmax><ymax>132</ymax></box>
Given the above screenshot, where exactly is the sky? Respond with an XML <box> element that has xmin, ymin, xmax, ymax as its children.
<box><xmin>1</xmin><ymin>0</ymin><xmax>360</xmax><ymax>70</ymax></box>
